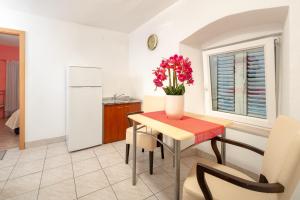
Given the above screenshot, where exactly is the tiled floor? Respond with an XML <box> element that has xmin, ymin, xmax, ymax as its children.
<box><xmin>0</xmin><ymin>140</ymin><xmax>201</xmax><ymax>200</ymax></box>
<box><xmin>0</xmin><ymin>119</ymin><xmax>18</xmax><ymax>150</ymax></box>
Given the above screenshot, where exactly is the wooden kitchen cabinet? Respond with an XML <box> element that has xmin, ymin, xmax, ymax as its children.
<box><xmin>103</xmin><ymin>102</ymin><xmax>141</xmax><ymax>144</ymax></box>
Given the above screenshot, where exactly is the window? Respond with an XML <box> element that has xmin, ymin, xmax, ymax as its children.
<box><xmin>203</xmin><ymin>37</ymin><xmax>277</xmax><ymax>128</ymax></box>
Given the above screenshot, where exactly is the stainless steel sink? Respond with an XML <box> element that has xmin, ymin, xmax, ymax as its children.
<box><xmin>102</xmin><ymin>96</ymin><xmax>141</xmax><ymax>105</ymax></box>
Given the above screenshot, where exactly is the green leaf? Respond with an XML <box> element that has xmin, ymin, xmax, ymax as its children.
<box><xmin>163</xmin><ymin>84</ymin><xmax>185</xmax><ymax>95</ymax></box>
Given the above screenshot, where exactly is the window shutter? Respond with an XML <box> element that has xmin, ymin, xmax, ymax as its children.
<box><xmin>216</xmin><ymin>53</ymin><xmax>235</xmax><ymax>113</ymax></box>
<box><xmin>247</xmin><ymin>48</ymin><xmax>267</xmax><ymax>119</ymax></box>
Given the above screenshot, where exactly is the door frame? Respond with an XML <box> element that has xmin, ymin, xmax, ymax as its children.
<box><xmin>0</xmin><ymin>27</ymin><xmax>25</xmax><ymax>150</ymax></box>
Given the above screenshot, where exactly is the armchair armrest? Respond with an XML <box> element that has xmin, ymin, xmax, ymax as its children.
<box><xmin>127</xmin><ymin>111</ymin><xmax>144</xmax><ymax>127</ymax></box>
<box><xmin>211</xmin><ymin>136</ymin><xmax>264</xmax><ymax>164</ymax></box>
<box><xmin>196</xmin><ymin>163</ymin><xmax>284</xmax><ymax>200</ymax></box>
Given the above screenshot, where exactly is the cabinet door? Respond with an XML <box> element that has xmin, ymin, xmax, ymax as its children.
<box><xmin>118</xmin><ymin>105</ymin><xmax>129</xmax><ymax>141</ymax></box>
<box><xmin>103</xmin><ymin>105</ymin><xmax>122</xmax><ymax>143</ymax></box>
<box><xmin>128</xmin><ymin>103</ymin><xmax>142</xmax><ymax>113</ymax></box>
<box><xmin>103</xmin><ymin>103</ymin><xmax>142</xmax><ymax>144</ymax></box>
<box><xmin>119</xmin><ymin>103</ymin><xmax>142</xmax><ymax>140</ymax></box>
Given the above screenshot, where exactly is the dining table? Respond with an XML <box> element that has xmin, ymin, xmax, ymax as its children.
<box><xmin>128</xmin><ymin>111</ymin><xmax>232</xmax><ymax>200</ymax></box>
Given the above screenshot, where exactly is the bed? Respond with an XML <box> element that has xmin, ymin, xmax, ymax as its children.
<box><xmin>5</xmin><ymin>109</ymin><xmax>19</xmax><ymax>134</ymax></box>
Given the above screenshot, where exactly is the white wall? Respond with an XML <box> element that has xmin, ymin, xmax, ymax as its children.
<box><xmin>0</xmin><ymin>7</ymin><xmax>131</xmax><ymax>142</ymax></box>
<box><xmin>129</xmin><ymin>0</ymin><xmax>300</xmax><ymax>118</ymax></box>
<box><xmin>129</xmin><ymin>0</ymin><xmax>300</xmax><ymax>198</ymax></box>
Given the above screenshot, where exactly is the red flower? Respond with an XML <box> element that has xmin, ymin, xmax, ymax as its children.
<box><xmin>178</xmin><ymin>74</ymin><xmax>186</xmax><ymax>82</ymax></box>
<box><xmin>152</xmin><ymin>54</ymin><xmax>194</xmax><ymax>91</ymax></box>
<box><xmin>153</xmin><ymin>78</ymin><xmax>163</xmax><ymax>87</ymax></box>
<box><xmin>187</xmin><ymin>79</ymin><xmax>194</xmax><ymax>85</ymax></box>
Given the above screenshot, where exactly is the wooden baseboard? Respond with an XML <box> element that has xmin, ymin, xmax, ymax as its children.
<box><xmin>25</xmin><ymin>136</ymin><xmax>66</xmax><ymax>148</ymax></box>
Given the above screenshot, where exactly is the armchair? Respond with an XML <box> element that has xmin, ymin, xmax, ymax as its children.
<box><xmin>183</xmin><ymin>116</ymin><xmax>300</xmax><ymax>200</ymax></box>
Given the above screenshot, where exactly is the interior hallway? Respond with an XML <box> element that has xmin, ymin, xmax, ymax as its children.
<box><xmin>0</xmin><ymin>118</ymin><xmax>18</xmax><ymax>150</ymax></box>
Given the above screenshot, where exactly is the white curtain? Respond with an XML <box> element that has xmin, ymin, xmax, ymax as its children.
<box><xmin>5</xmin><ymin>60</ymin><xmax>19</xmax><ymax>117</ymax></box>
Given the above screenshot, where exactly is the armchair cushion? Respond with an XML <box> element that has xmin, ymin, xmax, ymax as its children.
<box><xmin>183</xmin><ymin>158</ymin><xmax>278</xmax><ymax>200</ymax></box>
<box><xmin>126</xmin><ymin>125</ymin><xmax>159</xmax><ymax>151</ymax></box>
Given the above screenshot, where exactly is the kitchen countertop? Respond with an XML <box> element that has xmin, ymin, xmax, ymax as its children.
<box><xmin>102</xmin><ymin>97</ymin><xmax>142</xmax><ymax>105</ymax></box>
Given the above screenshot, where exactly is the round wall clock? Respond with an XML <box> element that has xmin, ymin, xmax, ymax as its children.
<box><xmin>147</xmin><ymin>34</ymin><xmax>158</xmax><ymax>50</ymax></box>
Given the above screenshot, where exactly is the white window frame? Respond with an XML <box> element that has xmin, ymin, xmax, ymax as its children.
<box><xmin>202</xmin><ymin>37</ymin><xmax>277</xmax><ymax>128</ymax></box>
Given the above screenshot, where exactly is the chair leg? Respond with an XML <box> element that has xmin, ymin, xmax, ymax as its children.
<box><xmin>142</xmin><ymin>148</ymin><xmax>144</xmax><ymax>152</ymax></box>
<box><xmin>149</xmin><ymin>151</ymin><xmax>154</xmax><ymax>175</ymax></box>
<box><xmin>125</xmin><ymin>144</ymin><xmax>130</xmax><ymax>164</ymax></box>
<box><xmin>160</xmin><ymin>144</ymin><xmax>164</xmax><ymax>159</ymax></box>
<box><xmin>157</xmin><ymin>133</ymin><xmax>164</xmax><ymax>159</ymax></box>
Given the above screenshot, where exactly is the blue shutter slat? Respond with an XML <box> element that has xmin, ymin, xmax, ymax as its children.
<box><xmin>247</xmin><ymin>51</ymin><xmax>264</xmax><ymax>56</ymax></box>
<box><xmin>248</xmin><ymin>69</ymin><xmax>265</xmax><ymax>73</ymax></box>
<box><xmin>217</xmin><ymin>54</ymin><xmax>235</xmax><ymax>113</ymax></box>
<box><xmin>247</xmin><ymin>65</ymin><xmax>264</xmax><ymax>70</ymax></box>
<box><xmin>248</xmin><ymin>78</ymin><xmax>265</xmax><ymax>82</ymax></box>
<box><xmin>247</xmin><ymin>47</ymin><xmax>266</xmax><ymax>119</ymax></box>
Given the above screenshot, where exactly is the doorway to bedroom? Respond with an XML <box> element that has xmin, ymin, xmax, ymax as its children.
<box><xmin>0</xmin><ymin>28</ymin><xmax>25</xmax><ymax>152</ymax></box>
<box><xmin>0</xmin><ymin>33</ymin><xmax>19</xmax><ymax>151</ymax></box>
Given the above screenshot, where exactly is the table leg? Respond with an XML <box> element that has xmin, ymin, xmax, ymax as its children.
<box><xmin>221</xmin><ymin>129</ymin><xmax>226</xmax><ymax>164</ymax></box>
<box><xmin>173</xmin><ymin>139</ymin><xmax>175</xmax><ymax>168</ymax></box>
<box><xmin>174</xmin><ymin>140</ymin><xmax>181</xmax><ymax>200</ymax></box>
<box><xmin>132</xmin><ymin>121</ymin><xmax>137</xmax><ymax>185</ymax></box>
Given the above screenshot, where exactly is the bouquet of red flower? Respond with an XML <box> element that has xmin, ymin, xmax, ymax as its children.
<box><xmin>153</xmin><ymin>54</ymin><xmax>194</xmax><ymax>95</ymax></box>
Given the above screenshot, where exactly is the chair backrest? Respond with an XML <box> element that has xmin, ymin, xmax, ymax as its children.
<box><xmin>142</xmin><ymin>95</ymin><xmax>165</xmax><ymax>112</ymax></box>
<box><xmin>262</xmin><ymin>115</ymin><xmax>300</xmax><ymax>200</ymax></box>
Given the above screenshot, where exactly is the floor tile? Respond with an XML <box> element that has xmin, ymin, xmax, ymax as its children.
<box><xmin>97</xmin><ymin>152</ymin><xmax>123</xmax><ymax>168</ymax></box>
<box><xmin>44</xmin><ymin>154</ymin><xmax>71</xmax><ymax>170</ymax></box>
<box><xmin>18</xmin><ymin>150</ymin><xmax>46</xmax><ymax>163</ymax></box>
<box><xmin>181</xmin><ymin>155</ymin><xmax>203</xmax><ymax>168</ymax></box>
<box><xmin>1</xmin><ymin>172</ymin><xmax>41</xmax><ymax>199</ymax></box>
<box><xmin>0</xmin><ymin>166</ymin><xmax>14</xmax><ymax>181</ymax></box>
<box><xmin>152</xmin><ymin>156</ymin><xmax>173</xmax><ymax>168</ymax></box>
<box><xmin>10</xmin><ymin>159</ymin><xmax>44</xmax><ymax>179</ymax></box>
<box><xmin>0</xmin><ymin>158</ymin><xmax>18</xmax><ymax>169</ymax></box>
<box><xmin>46</xmin><ymin>146</ymin><xmax>68</xmax><ymax>158</ymax></box>
<box><xmin>0</xmin><ymin>180</ymin><xmax>5</xmax><ymax>190</ymax></box>
<box><xmin>155</xmin><ymin>181</ymin><xmax>184</xmax><ymax>200</ymax></box>
<box><xmin>2</xmin><ymin>149</ymin><xmax>21</xmax><ymax>161</ymax></box>
<box><xmin>78</xmin><ymin>186</ymin><xmax>117</xmax><ymax>200</ymax></box>
<box><xmin>5</xmin><ymin>190</ymin><xmax>38</xmax><ymax>200</ymax></box>
<box><xmin>94</xmin><ymin>144</ymin><xmax>116</xmax><ymax>156</ymax></box>
<box><xmin>145</xmin><ymin>196</ymin><xmax>158</xmax><ymax>200</ymax></box>
<box><xmin>111</xmin><ymin>140</ymin><xmax>125</xmax><ymax>151</ymax></box>
<box><xmin>71</xmin><ymin>149</ymin><xmax>95</xmax><ymax>163</ymax></box>
<box><xmin>128</xmin><ymin>155</ymin><xmax>163</xmax><ymax>174</ymax></box>
<box><xmin>41</xmin><ymin>164</ymin><xmax>73</xmax><ymax>187</ymax></box>
<box><xmin>161</xmin><ymin>162</ymin><xmax>190</xmax><ymax>181</ymax></box>
<box><xmin>103</xmin><ymin>163</ymin><xmax>132</xmax><ymax>184</ymax></box>
<box><xmin>112</xmin><ymin>178</ymin><xmax>153</xmax><ymax>200</ymax></box>
<box><xmin>75</xmin><ymin>170</ymin><xmax>109</xmax><ymax>198</ymax></box>
<box><xmin>153</xmin><ymin>148</ymin><xmax>173</xmax><ymax>160</ymax></box>
<box><xmin>73</xmin><ymin>157</ymin><xmax>101</xmax><ymax>177</ymax></box>
<box><xmin>22</xmin><ymin>146</ymin><xmax>47</xmax><ymax>153</ymax></box>
<box><xmin>139</xmin><ymin>167</ymin><xmax>173</xmax><ymax>193</ymax></box>
<box><xmin>38</xmin><ymin>179</ymin><xmax>76</xmax><ymax>200</ymax></box>
<box><xmin>120</xmin><ymin>146</ymin><xmax>148</xmax><ymax>160</ymax></box>
<box><xmin>47</xmin><ymin>142</ymin><xmax>66</xmax><ymax>149</ymax></box>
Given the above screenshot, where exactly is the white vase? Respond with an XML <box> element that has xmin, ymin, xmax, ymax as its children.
<box><xmin>165</xmin><ymin>95</ymin><xmax>184</xmax><ymax>120</ymax></box>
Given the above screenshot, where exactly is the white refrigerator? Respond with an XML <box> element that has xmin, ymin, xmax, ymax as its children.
<box><xmin>66</xmin><ymin>66</ymin><xmax>103</xmax><ymax>152</ymax></box>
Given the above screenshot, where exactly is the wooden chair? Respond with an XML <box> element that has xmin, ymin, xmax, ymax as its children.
<box><xmin>182</xmin><ymin>115</ymin><xmax>300</xmax><ymax>200</ymax></box>
<box><xmin>125</xmin><ymin>96</ymin><xmax>165</xmax><ymax>175</ymax></box>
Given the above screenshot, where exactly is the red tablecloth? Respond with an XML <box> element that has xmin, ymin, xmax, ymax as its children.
<box><xmin>142</xmin><ymin>111</ymin><xmax>225</xmax><ymax>144</ymax></box>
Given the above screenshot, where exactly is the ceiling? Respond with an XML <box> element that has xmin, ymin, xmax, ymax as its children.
<box><xmin>0</xmin><ymin>34</ymin><xmax>19</xmax><ymax>46</ymax></box>
<box><xmin>0</xmin><ymin>0</ymin><xmax>178</xmax><ymax>33</ymax></box>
